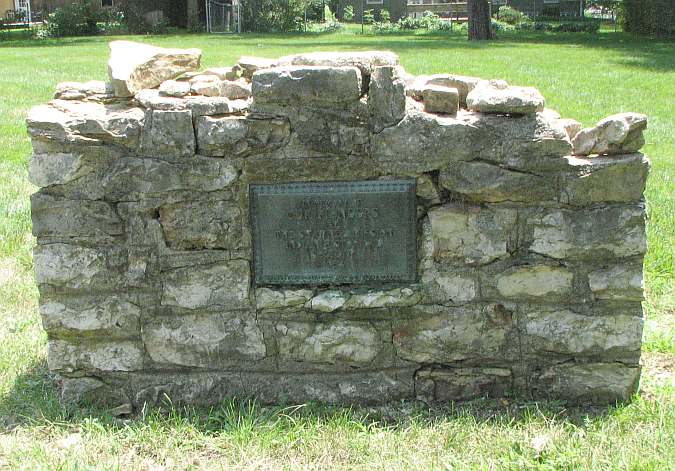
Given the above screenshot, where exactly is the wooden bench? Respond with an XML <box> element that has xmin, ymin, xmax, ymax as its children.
<box><xmin>406</xmin><ymin>1</ymin><xmax>469</xmax><ymax>23</ymax></box>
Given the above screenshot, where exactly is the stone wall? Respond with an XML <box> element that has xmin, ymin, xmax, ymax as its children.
<box><xmin>27</xmin><ymin>42</ymin><xmax>650</xmax><ymax>412</ymax></box>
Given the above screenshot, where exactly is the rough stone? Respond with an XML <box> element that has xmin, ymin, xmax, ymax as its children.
<box><xmin>393</xmin><ymin>305</ymin><xmax>515</xmax><ymax>364</ymax></box>
<box><xmin>560</xmin><ymin>154</ymin><xmax>650</xmax><ymax>205</ymax></box>
<box><xmin>467</xmin><ymin>80</ymin><xmax>545</xmax><ymax>114</ymax></box>
<box><xmin>368</xmin><ymin>65</ymin><xmax>406</xmax><ymax>132</ymax></box>
<box><xmin>427</xmin><ymin>204</ymin><xmax>516</xmax><ymax>265</ymax></box>
<box><xmin>421</xmin><ymin>268</ymin><xmax>477</xmax><ymax>304</ymax></box>
<box><xmin>143</xmin><ymin>312</ymin><xmax>266</xmax><ymax>367</ymax></box>
<box><xmin>558</xmin><ymin>118</ymin><xmax>582</xmax><ymax>140</ymax></box>
<box><xmin>161</xmin><ymin>261</ymin><xmax>250</xmax><ymax>310</ymax></box>
<box><xmin>521</xmin><ymin>310</ymin><xmax>642</xmax><ymax>358</ymax></box>
<box><xmin>588</xmin><ymin>263</ymin><xmax>644</xmax><ymax>301</ymax></box>
<box><xmin>409</xmin><ymin>74</ymin><xmax>482</xmax><ymax>107</ymax></box>
<box><xmin>54</xmin><ymin>81</ymin><xmax>112</xmax><ymax>101</ymax></box>
<box><xmin>252</xmin><ymin>66</ymin><xmax>362</xmax><ymax>105</ymax></box>
<box><xmin>31</xmin><ymin>193</ymin><xmax>123</xmax><ymax>238</ymax></box>
<box><xmin>236</xmin><ymin>56</ymin><xmax>278</xmax><ymax>79</ymax></box>
<box><xmin>48</xmin><ymin>339</ymin><xmax>144</xmax><ymax>373</ymax></box>
<box><xmin>142</xmin><ymin>110</ymin><xmax>195</xmax><ymax>158</ymax></box>
<box><xmin>496</xmin><ymin>265</ymin><xmax>574</xmax><ymax>299</ymax></box>
<box><xmin>276</xmin><ymin>321</ymin><xmax>382</xmax><ymax>366</ymax></box>
<box><xmin>28</xmin><ymin>152</ymin><xmax>87</xmax><ymax>188</ymax></box>
<box><xmin>159</xmin><ymin>199</ymin><xmax>243</xmax><ymax>250</ymax></box>
<box><xmin>422</xmin><ymin>85</ymin><xmax>459</xmax><ymax>115</ymax></box>
<box><xmin>572</xmin><ymin>113</ymin><xmax>647</xmax><ymax>156</ymax></box>
<box><xmin>527</xmin><ymin>206</ymin><xmax>647</xmax><ymax>260</ymax></box>
<box><xmin>159</xmin><ymin>79</ymin><xmax>191</xmax><ymax>97</ymax></box>
<box><xmin>108</xmin><ymin>41</ymin><xmax>201</xmax><ymax>97</ymax></box>
<box><xmin>343</xmin><ymin>288</ymin><xmax>421</xmax><ymax>309</ymax></box>
<box><xmin>415</xmin><ymin>367</ymin><xmax>512</xmax><ymax>402</ymax></box>
<box><xmin>306</xmin><ymin>290</ymin><xmax>346</xmax><ymax>313</ymax></box>
<box><xmin>532</xmin><ymin>363</ymin><xmax>641</xmax><ymax>403</ymax></box>
<box><xmin>255</xmin><ymin>288</ymin><xmax>314</xmax><ymax>309</ymax></box>
<box><xmin>440</xmin><ymin>160</ymin><xmax>556</xmax><ymax>203</ymax></box>
<box><xmin>27</xmin><ymin>101</ymin><xmax>145</xmax><ymax>150</ymax></box>
<box><xmin>204</xmin><ymin>66</ymin><xmax>239</xmax><ymax>80</ymax></box>
<box><xmin>41</xmin><ymin>295</ymin><xmax>141</xmax><ymax>338</ymax></box>
<box><xmin>277</xmin><ymin>51</ymin><xmax>399</xmax><ymax>77</ymax></box>
<box><xmin>196</xmin><ymin>114</ymin><xmax>290</xmax><ymax>157</ymax></box>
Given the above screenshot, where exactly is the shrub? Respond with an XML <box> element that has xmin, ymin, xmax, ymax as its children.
<box><xmin>495</xmin><ymin>6</ymin><xmax>530</xmax><ymax>26</ymax></box>
<box><xmin>37</xmin><ymin>0</ymin><xmax>102</xmax><ymax>38</ymax></box>
<box><xmin>363</xmin><ymin>9</ymin><xmax>375</xmax><ymax>25</ymax></box>
<box><xmin>380</xmin><ymin>9</ymin><xmax>390</xmax><ymax>23</ymax></box>
<box><xmin>240</xmin><ymin>0</ymin><xmax>305</xmax><ymax>32</ymax></box>
<box><xmin>343</xmin><ymin>5</ymin><xmax>354</xmax><ymax>22</ymax></box>
<box><xmin>530</xmin><ymin>20</ymin><xmax>600</xmax><ymax>33</ymax></box>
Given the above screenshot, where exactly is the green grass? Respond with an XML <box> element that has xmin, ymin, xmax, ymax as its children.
<box><xmin>0</xmin><ymin>28</ymin><xmax>673</xmax><ymax>469</ymax></box>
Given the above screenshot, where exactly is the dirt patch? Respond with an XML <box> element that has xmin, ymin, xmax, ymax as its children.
<box><xmin>640</xmin><ymin>351</ymin><xmax>675</xmax><ymax>398</ymax></box>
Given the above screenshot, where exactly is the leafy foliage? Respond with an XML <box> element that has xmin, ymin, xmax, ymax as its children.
<box><xmin>36</xmin><ymin>0</ymin><xmax>103</xmax><ymax>38</ymax></box>
<box><xmin>494</xmin><ymin>6</ymin><xmax>531</xmax><ymax>26</ymax></box>
<box><xmin>240</xmin><ymin>0</ymin><xmax>305</xmax><ymax>32</ymax></box>
<box><xmin>620</xmin><ymin>0</ymin><xmax>674</xmax><ymax>37</ymax></box>
<box><xmin>343</xmin><ymin>5</ymin><xmax>354</xmax><ymax>22</ymax></box>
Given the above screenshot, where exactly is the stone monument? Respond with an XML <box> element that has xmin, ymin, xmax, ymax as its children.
<box><xmin>27</xmin><ymin>41</ymin><xmax>650</xmax><ymax>411</ymax></box>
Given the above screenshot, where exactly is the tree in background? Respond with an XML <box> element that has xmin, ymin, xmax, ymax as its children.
<box><xmin>468</xmin><ymin>0</ymin><xmax>493</xmax><ymax>40</ymax></box>
<box><xmin>621</xmin><ymin>0</ymin><xmax>674</xmax><ymax>37</ymax></box>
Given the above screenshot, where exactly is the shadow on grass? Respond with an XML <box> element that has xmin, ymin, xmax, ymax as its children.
<box><xmin>0</xmin><ymin>359</ymin><xmax>628</xmax><ymax>437</ymax></box>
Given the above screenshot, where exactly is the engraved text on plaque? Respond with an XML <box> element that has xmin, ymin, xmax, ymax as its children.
<box><xmin>250</xmin><ymin>180</ymin><xmax>417</xmax><ymax>285</ymax></box>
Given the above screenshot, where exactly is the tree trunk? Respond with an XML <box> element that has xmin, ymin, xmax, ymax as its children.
<box><xmin>187</xmin><ymin>0</ymin><xmax>200</xmax><ymax>31</ymax></box>
<box><xmin>468</xmin><ymin>0</ymin><xmax>493</xmax><ymax>40</ymax></box>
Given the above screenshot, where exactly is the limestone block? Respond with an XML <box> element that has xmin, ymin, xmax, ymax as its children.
<box><xmin>204</xmin><ymin>66</ymin><xmax>240</xmax><ymax>80</ymax></box>
<box><xmin>588</xmin><ymin>263</ymin><xmax>644</xmax><ymax>301</ymax></box>
<box><xmin>54</xmin><ymin>80</ymin><xmax>113</xmax><ymax>101</ymax></box>
<box><xmin>143</xmin><ymin>312</ymin><xmax>266</xmax><ymax>368</ymax></box>
<box><xmin>126</xmin><ymin>369</ymin><xmax>414</xmax><ymax>407</ymax></box>
<box><xmin>572</xmin><ymin>113</ymin><xmax>647</xmax><ymax>156</ymax></box>
<box><xmin>558</xmin><ymin>118</ymin><xmax>582</xmax><ymax>140</ymax></box>
<box><xmin>196</xmin><ymin>115</ymin><xmax>290</xmax><ymax>157</ymax></box>
<box><xmin>275</xmin><ymin>321</ymin><xmax>382</xmax><ymax>366</ymax></box>
<box><xmin>31</xmin><ymin>193</ymin><xmax>123</xmax><ymax>238</ymax></box>
<box><xmin>236</xmin><ymin>56</ymin><xmax>278</xmax><ymax>79</ymax></box>
<box><xmin>415</xmin><ymin>367</ymin><xmax>512</xmax><ymax>402</ymax></box>
<box><xmin>440</xmin><ymin>161</ymin><xmax>556</xmax><ymax>203</ymax></box>
<box><xmin>252</xmin><ymin>66</ymin><xmax>362</xmax><ymax>105</ymax></box>
<box><xmin>158</xmin><ymin>199</ymin><xmax>243</xmax><ymax>250</ymax></box>
<box><xmin>255</xmin><ymin>288</ymin><xmax>314</xmax><ymax>310</ymax></box>
<box><xmin>159</xmin><ymin>79</ymin><xmax>190</xmax><ymax>97</ymax></box>
<box><xmin>108</xmin><ymin>41</ymin><xmax>201</xmax><ymax>97</ymax></box>
<box><xmin>27</xmin><ymin>101</ymin><xmax>145</xmax><ymax>150</ymax></box>
<box><xmin>28</xmin><ymin>152</ymin><xmax>86</xmax><ymax>188</ymax></box>
<box><xmin>41</xmin><ymin>294</ymin><xmax>141</xmax><ymax>338</ymax></box>
<box><xmin>102</xmin><ymin>156</ymin><xmax>238</xmax><ymax>200</ymax></box>
<box><xmin>409</xmin><ymin>74</ymin><xmax>482</xmax><ymax>107</ymax></box>
<box><xmin>161</xmin><ymin>261</ymin><xmax>250</xmax><ymax>310</ymax></box>
<box><xmin>185</xmin><ymin>96</ymin><xmax>248</xmax><ymax>117</ymax></box>
<box><xmin>521</xmin><ymin>310</ymin><xmax>643</xmax><ymax>359</ymax></box>
<box><xmin>560</xmin><ymin>154</ymin><xmax>650</xmax><ymax>206</ymax></box>
<box><xmin>532</xmin><ymin>363</ymin><xmax>641</xmax><ymax>404</ymax></box>
<box><xmin>421</xmin><ymin>267</ymin><xmax>477</xmax><ymax>304</ymax></box>
<box><xmin>372</xmin><ymin>110</ymin><xmax>474</xmax><ymax>173</ymax></box>
<box><xmin>48</xmin><ymin>339</ymin><xmax>144</xmax><ymax>373</ymax></box>
<box><xmin>416</xmin><ymin>174</ymin><xmax>441</xmax><ymax>204</ymax></box>
<box><xmin>142</xmin><ymin>110</ymin><xmax>195</xmax><ymax>158</ymax></box>
<box><xmin>467</xmin><ymin>80</ymin><xmax>545</xmax><ymax>114</ymax></box>
<box><xmin>422</xmin><ymin>85</ymin><xmax>459</xmax><ymax>115</ymax></box>
<box><xmin>496</xmin><ymin>265</ymin><xmax>573</xmax><ymax>299</ymax></box>
<box><xmin>344</xmin><ymin>288</ymin><xmax>421</xmax><ymax>309</ymax></box>
<box><xmin>58</xmin><ymin>376</ymin><xmax>129</xmax><ymax>408</ymax></box>
<box><xmin>220</xmin><ymin>79</ymin><xmax>252</xmax><ymax>100</ymax></box>
<box><xmin>190</xmin><ymin>80</ymin><xmax>221</xmax><ymax>97</ymax></box>
<box><xmin>135</xmin><ymin>88</ymin><xmax>188</xmax><ymax>110</ymax></box>
<box><xmin>306</xmin><ymin>290</ymin><xmax>346</xmax><ymax>313</ymax></box>
<box><xmin>393</xmin><ymin>305</ymin><xmax>515</xmax><ymax>364</ymax></box>
<box><xmin>527</xmin><ymin>206</ymin><xmax>647</xmax><ymax>260</ymax></box>
<box><xmin>427</xmin><ymin>204</ymin><xmax>516</xmax><ymax>265</ymax></box>
<box><xmin>468</xmin><ymin>111</ymin><xmax>573</xmax><ymax>167</ymax></box>
<box><xmin>277</xmin><ymin>51</ymin><xmax>399</xmax><ymax>77</ymax></box>
<box><xmin>34</xmin><ymin>243</ymin><xmax>124</xmax><ymax>290</ymax></box>
<box><xmin>368</xmin><ymin>65</ymin><xmax>406</xmax><ymax>132</ymax></box>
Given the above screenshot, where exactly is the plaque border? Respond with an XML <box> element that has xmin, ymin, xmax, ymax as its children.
<box><xmin>250</xmin><ymin>179</ymin><xmax>417</xmax><ymax>286</ymax></box>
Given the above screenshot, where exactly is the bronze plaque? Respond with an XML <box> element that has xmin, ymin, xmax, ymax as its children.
<box><xmin>250</xmin><ymin>180</ymin><xmax>417</xmax><ymax>285</ymax></box>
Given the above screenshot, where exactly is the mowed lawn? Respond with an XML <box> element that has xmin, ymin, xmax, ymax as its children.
<box><xmin>0</xmin><ymin>28</ymin><xmax>673</xmax><ymax>469</ymax></box>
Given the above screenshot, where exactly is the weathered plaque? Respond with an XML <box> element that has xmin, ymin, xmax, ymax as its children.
<box><xmin>250</xmin><ymin>180</ymin><xmax>417</xmax><ymax>285</ymax></box>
